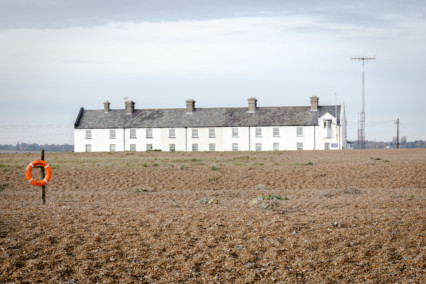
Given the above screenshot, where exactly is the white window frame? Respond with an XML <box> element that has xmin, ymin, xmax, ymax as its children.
<box><xmin>146</xmin><ymin>144</ymin><xmax>153</xmax><ymax>151</ymax></box>
<box><xmin>273</xmin><ymin>127</ymin><xmax>280</xmax><ymax>137</ymax></box>
<box><xmin>146</xmin><ymin>128</ymin><xmax>153</xmax><ymax>138</ymax></box>
<box><xmin>110</xmin><ymin>144</ymin><xmax>116</xmax><ymax>152</ymax></box>
<box><xmin>192</xmin><ymin>143</ymin><xmax>198</xmax><ymax>152</ymax></box>
<box><xmin>209</xmin><ymin>143</ymin><xmax>215</xmax><ymax>151</ymax></box>
<box><xmin>110</xmin><ymin>129</ymin><xmax>116</xmax><ymax>139</ymax></box>
<box><xmin>297</xmin><ymin>127</ymin><xmax>303</xmax><ymax>137</ymax></box>
<box><xmin>297</xmin><ymin>142</ymin><xmax>303</xmax><ymax>150</ymax></box>
<box><xmin>232</xmin><ymin>143</ymin><xmax>238</xmax><ymax>151</ymax></box>
<box><xmin>256</xmin><ymin>143</ymin><xmax>262</xmax><ymax>151</ymax></box>
<box><xmin>192</xmin><ymin>129</ymin><xmax>198</xmax><ymax>138</ymax></box>
<box><xmin>85</xmin><ymin>130</ymin><xmax>92</xmax><ymax>139</ymax></box>
<box><xmin>85</xmin><ymin>144</ymin><xmax>92</xmax><ymax>152</ymax></box>
<box><xmin>169</xmin><ymin>128</ymin><xmax>176</xmax><ymax>138</ymax></box>
<box><xmin>255</xmin><ymin>128</ymin><xmax>262</xmax><ymax>138</ymax></box>
<box><xmin>209</xmin><ymin>128</ymin><xmax>215</xmax><ymax>138</ymax></box>
<box><xmin>324</xmin><ymin>120</ymin><xmax>332</xmax><ymax>128</ymax></box>
<box><xmin>130</xmin><ymin>128</ymin><xmax>136</xmax><ymax>139</ymax></box>
<box><xmin>232</xmin><ymin>128</ymin><xmax>238</xmax><ymax>138</ymax></box>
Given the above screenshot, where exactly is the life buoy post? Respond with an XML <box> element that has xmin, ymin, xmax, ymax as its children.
<box><xmin>25</xmin><ymin>149</ymin><xmax>52</xmax><ymax>204</ymax></box>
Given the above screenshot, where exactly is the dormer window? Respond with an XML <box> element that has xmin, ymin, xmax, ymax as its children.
<box><xmin>324</xmin><ymin>120</ymin><xmax>332</xmax><ymax>128</ymax></box>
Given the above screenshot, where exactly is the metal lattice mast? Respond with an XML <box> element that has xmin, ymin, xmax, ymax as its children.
<box><xmin>351</xmin><ymin>56</ymin><xmax>375</xmax><ymax>149</ymax></box>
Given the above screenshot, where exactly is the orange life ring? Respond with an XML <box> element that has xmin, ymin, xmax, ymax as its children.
<box><xmin>25</xmin><ymin>160</ymin><xmax>52</xmax><ymax>186</ymax></box>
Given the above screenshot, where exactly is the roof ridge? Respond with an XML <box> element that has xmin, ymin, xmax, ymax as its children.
<box><xmin>84</xmin><ymin>105</ymin><xmax>329</xmax><ymax>111</ymax></box>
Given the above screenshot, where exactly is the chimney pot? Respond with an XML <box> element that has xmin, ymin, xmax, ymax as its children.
<box><xmin>248</xmin><ymin>97</ymin><xmax>257</xmax><ymax>113</ymax></box>
<box><xmin>310</xmin><ymin>96</ymin><xmax>319</xmax><ymax>111</ymax></box>
<box><xmin>104</xmin><ymin>101</ymin><xmax>110</xmax><ymax>113</ymax></box>
<box><xmin>125</xmin><ymin>100</ymin><xmax>135</xmax><ymax>115</ymax></box>
<box><xmin>186</xmin><ymin>99</ymin><xmax>195</xmax><ymax>113</ymax></box>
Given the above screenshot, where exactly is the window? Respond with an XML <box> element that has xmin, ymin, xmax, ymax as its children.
<box><xmin>146</xmin><ymin>144</ymin><xmax>153</xmax><ymax>151</ymax></box>
<box><xmin>169</xmin><ymin>144</ymin><xmax>175</xmax><ymax>152</ymax></box>
<box><xmin>323</xmin><ymin>120</ymin><xmax>332</xmax><ymax>138</ymax></box>
<box><xmin>192</xmin><ymin>143</ymin><xmax>198</xmax><ymax>152</ymax></box>
<box><xmin>297</xmin><ymin>142</ymin><xmax>303</xmax><ymax>150</ymax></box>
<box><xmin>110</xmin><ymin>129</ymin><xmax>116</xmax><ymax>139</ymax></box>
<box><xmin>325</xmin><ymin>142</ymin><xmax>330</xmax><ymax>150</ymax></box>
<box><xmin>256</xmin><ymin>128</ymin><xmax>262</xmax><ymax>138</ymax></box>
<box><xmin>256</xmin><ymin>143</ymin><xmax>262</xmax><ymax>151</ymax></box>
<box><xmin>146</xmin><ymin>128</ymin><xmax>153</xmax><ymax>138</ymax></box>
<box><xmin>232</xmin><ymin>128</ymin><xmax>238</xmax><ymax>138</ymax></box>
<box><xmin>130</xmin><ymin>128</ymin><xmax>136</xmax><ymax>139</ymax></box>
<box><xmin>209</xmin><ymin>143</ymin><xmax>215</xmax><ymax>151</ymax></box>
<box><xmin>209</xmin><ymin>128</ymin><xmax>215</xmax><ymax>138</ymax></box>
<box><xmin>85</xmin><ymin>144</ymin><xmax>92</xmax><ymax>152</ymax></box>
<box><xmin>232</xmin><ymin>143</ymin><xmax>238</xmax><ymax>151</ymax></box>
<box><xmin>110</xmin><ymin>144</ymin><xmax>116</xmax><ymax>152</ymax></box>
<box><xmin>297</xmin><ymin>127</ymin><xmax>303</xmax><ymax>137</ymax></box>
<box><xmin>130</xmin><ymin>144</ymin><xmax>136</xmax><ymax>151</ymax></box>
<box><xmin>273</xmin><ymin>127</ymin><xmax>280</xmax><ymax>137</ymax></box>
<box><xmin>169</xmin><ymin>129</ymin><xmax>175</xmax><ymax>138</ymax></box>
<box><xmin>85</xmin><ymin>130</ymin><xmax>92</xmax><ymax>139</ymax></box>
<box><xmin>273</xmin><ymin>142</ymin><xmax>279</xmax><ymax>151</ymax></box>
<box><xmin>192</xmin><ymin>129</ymin><xmax>198</xmax><ymax>138</ymax></box>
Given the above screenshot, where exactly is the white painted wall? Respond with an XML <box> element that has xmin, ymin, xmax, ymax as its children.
<box><xmin>74</xmin><ymin>122</ymin><xmax>346</xmax><ymax>152</ymax></box>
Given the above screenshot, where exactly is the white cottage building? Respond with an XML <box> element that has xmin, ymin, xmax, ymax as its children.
<box><xmin>74</xmin><ymin>96</ymin><xmax>347</xmax><ymax>152</ymax></box>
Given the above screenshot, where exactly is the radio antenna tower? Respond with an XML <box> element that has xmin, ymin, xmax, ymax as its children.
<box><xmin>351</xmin><ymin>56</ymin><xmax>375</xmax><ymax>149</ymax></box>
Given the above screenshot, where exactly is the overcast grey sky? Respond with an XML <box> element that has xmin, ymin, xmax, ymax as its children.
<box><xmin>0</xmin><ymin>0</ymin><xmax>425</xmax><ymax>144</ymax></box>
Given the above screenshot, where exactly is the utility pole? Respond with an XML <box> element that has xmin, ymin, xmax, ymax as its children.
<box><xmin>396</xmin><ymin>118</ymin><xmax>399</xmax><ymax>149</ymax></box>
<box><xmin>351</xmin><ymin>56</ymin><xmax>376</xmax><ymax>149</ymax></box>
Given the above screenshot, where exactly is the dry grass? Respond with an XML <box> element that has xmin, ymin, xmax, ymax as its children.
<box><xmin>0</xmin><ymin>149</ymin><xmax>425</xmax><ymax>282</ymax></box>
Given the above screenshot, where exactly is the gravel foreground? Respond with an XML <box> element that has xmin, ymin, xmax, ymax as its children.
<box><xmin>0</xmin><ymin>149</ymin><xmax>425</xmax><ymax>283</ymax></box>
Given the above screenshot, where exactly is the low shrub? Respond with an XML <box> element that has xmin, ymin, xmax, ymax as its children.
<box><xmin>0</xmin><ymin>183</ymin><xmax>7</xmax><ymax>192</ymax></box>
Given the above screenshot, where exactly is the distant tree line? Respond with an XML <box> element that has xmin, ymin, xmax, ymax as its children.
<box><xmin>0</xmin><ymin>143</ymin><xmax>73</xmax><ymax>152</ymax></box>
<box><xmin>351</xmin><ymin>139</ymin><xmax>425</xmax><ymax>149</ymax></box>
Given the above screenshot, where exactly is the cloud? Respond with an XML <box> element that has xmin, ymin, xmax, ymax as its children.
<box><xmin>1</xmin><ymin>0</ymin><xmax>425</xmax><ymax>30</ymax></box>
<box><xmin>0</xmin><ymin>1</ymin><xmax>425</xmax><ymax>144</ymax></box>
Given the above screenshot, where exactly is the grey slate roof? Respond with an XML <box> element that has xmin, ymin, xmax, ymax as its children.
<box><xmin>74</xmin><ymin>105</ymin><xmax>341</xmax><ymax>129</ymax></box>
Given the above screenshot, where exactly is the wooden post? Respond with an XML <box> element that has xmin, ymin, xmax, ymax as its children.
<box><xmin>41</xmin><ymin>149</ymin><xmax>46</xmax><ymax>205</ymax></box>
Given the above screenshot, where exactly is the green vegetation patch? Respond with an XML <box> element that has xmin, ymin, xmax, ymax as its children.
<box><xmin>296</xmin><ymin>162</ymin><xmax>314</xmax><ymax>166</ymax></box>
<box><xmin>250</xmin><ymin>193</ymin><xmax>289</xmax><ymax>210</ymax></box>
<box><xmin>259</xmin><ymin>193</ymin><xmax>288</xmax><ymax>201</ymax></box>
<box><xmin>132</xmin><ymin>187</ymin><xmax>154</xmax><ymax>193</ymax></box>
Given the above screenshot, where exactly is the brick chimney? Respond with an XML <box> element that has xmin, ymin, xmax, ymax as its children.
<box><xmin>104</xmin><ymin>101</ymin><xmax>110</xmax><ymax>113</ymax></box>
<box><xmin>310</xmin><ymin>96</ymin><xmax>319</xmax><ymax>111</ymax></box>
<box><xmin>125</xmin><ymin>100</ymin><xmax>135</xmax><ymax>115</ymax></box>
<box><xmin>248</xmin><ymin>97</ymin><xmax>257</xmax><ymax>113</ymax></box>
<box><xmin>186</xmin><ymin>99</ymin><xmax>195</xmax><ymax>113</ymax></box>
